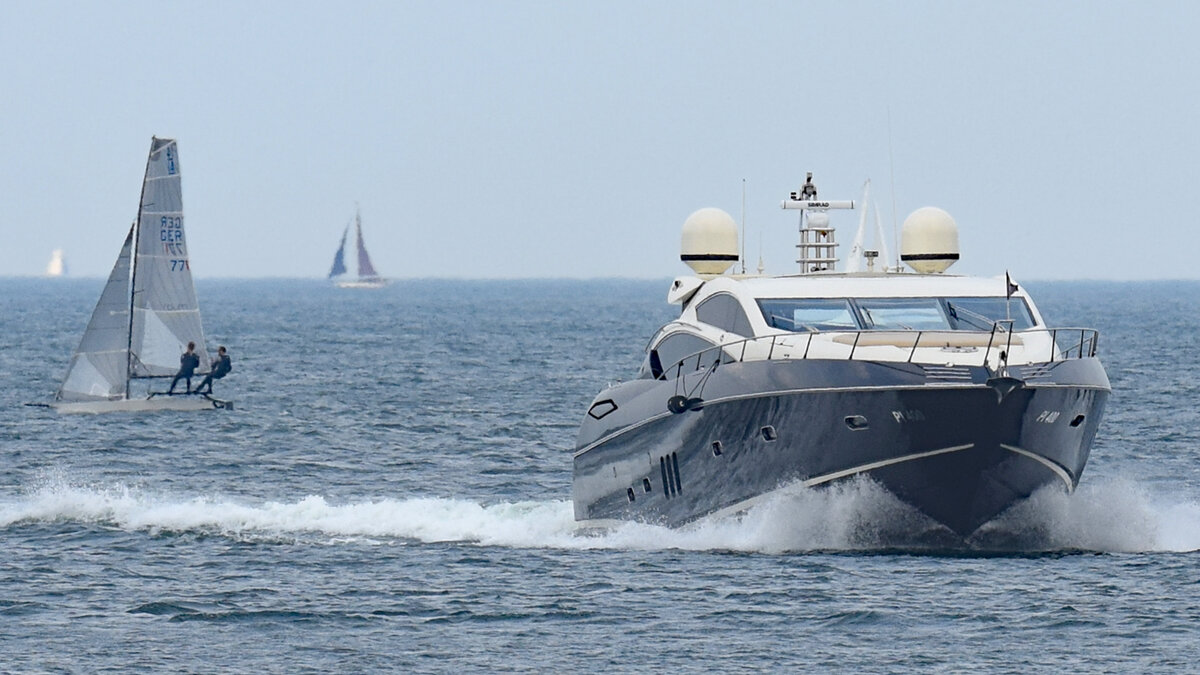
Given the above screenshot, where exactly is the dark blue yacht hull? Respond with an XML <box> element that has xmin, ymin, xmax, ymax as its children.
<box><xmin>573</xmin><ymin>358</ymin><xmax>1109</xmax><ymax>537</ymax></box>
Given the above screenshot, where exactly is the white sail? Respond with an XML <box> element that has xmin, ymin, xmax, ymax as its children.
<box><xmin>843</xmin><ymin>180</ymin><xmax>893</xmax><ymax>274</ymax></box>
<box><xmin>874</xmin><ymin>201</ymin><xmax>892</xmax><ymax>273</ymax></box>
<box><xmin>45</xmin><ymin>249</ymin><xmax>66</xmax><ymax>277</ymax></box>
<box><xmin>56</xmin><ymin>228</ymin><xmax>134</xmax><ymax>401</ymax></box>
<box><xmin>845</xmin><ymin>180</ymin><xmax>871</xmax><ymax>273</ymax></box>
<box><xmin>129</xmin><ymin>137</ymin><xmax>209</xmax><ymax>378</ymax></box>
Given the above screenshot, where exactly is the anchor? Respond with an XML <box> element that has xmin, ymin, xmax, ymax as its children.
<box><xmin>666</xmin><ymin>354</ymin><xmax>722</xmax><ymax>414</ymax></box>
<box><xmin>985</xmin><ymin>375</ymin><xmax>1024</xmax><ymax>403</ymax></box>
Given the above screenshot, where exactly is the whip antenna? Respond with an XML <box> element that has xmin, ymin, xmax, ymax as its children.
<box><xmin>888</xmin><ymin>107</ymin><xmax>900</xmax><ymax>271</ymax></box>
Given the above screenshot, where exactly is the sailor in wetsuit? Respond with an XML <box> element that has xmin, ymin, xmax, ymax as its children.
<box><xmin>194</xmin><ymin>346</ymin><xmax>232</xmax><ymax>395</ymax></box>
<box><xmin>167</xmin><ymin>341</ymin><xmax>200</xmax><ymax>394</ymax></box>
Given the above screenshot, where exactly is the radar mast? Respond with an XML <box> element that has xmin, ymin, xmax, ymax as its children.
<box><xmin>781</xmin><ymin>173</ymin><xmax>854</xmax><ymax>274</ymax></box>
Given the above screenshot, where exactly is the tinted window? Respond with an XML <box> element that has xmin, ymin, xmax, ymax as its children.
<box><xmin>696</xmin><ymin>294</ymin><xmax>754</xmax><ymax>337</ymax></box>
<box><xmin>649</xmin><ymin>332</ymin><xmax>719</xmax><ymax>377</ymax></box>
<box><xmin>945</xmin><ymin>297</ymin><xmax>1036</xmax><ymax>330</ymax></box>
<box><xmin>757</xmin><ymin>298</ymin><xmax>858</xmax><ymax>332</ymax></box>
<box><xmin>857</xmin><ymin>298</ymin><xmax>950</xmax><ymax>330</ymax></box>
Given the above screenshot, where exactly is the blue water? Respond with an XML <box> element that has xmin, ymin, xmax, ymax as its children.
<box><xmin>2</xmin><ymin>278</ymin><xmax>1199</xmax><ymax>672</ymax></box>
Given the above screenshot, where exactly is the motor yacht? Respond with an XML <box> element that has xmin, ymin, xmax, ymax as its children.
<box><xmin>573</xmin><ymin>175</ymin><xmax>1109</xmax><ymax>536</ymax></box>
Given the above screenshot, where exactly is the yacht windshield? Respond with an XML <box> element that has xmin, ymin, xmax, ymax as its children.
<box><xmin>755</xmin><ymin>296</ymin><xmax>1038</xmax><ymax>332</ymax></box>
<box><xmin>757</xmin><ymin>299</ymin><xmax>857</xmax><ymax>332</ymax></box>
<box><xmin>944</xmin><ymin>297</ymin><xmax>1036</xmax><ymax>330</ymax></box>
<box><xmin>858</xmin><ymin>298</ymin><xmax>950</xmax><ymax>330</ymax></box>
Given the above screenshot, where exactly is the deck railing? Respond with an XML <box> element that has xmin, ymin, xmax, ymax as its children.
<box><xmin>660</xmin><ymin>326</ymin><xmax>1100</xmax><ymax>380</ymax></box>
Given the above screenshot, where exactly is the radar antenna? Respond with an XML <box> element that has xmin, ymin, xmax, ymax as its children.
<box><xmin>782</xmin><ymin>173</ymin><xmax>854</xmax><ymax>274</ymax></box>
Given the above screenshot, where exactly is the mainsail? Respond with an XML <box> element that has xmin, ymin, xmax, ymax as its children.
<box><xmin>354</xmin><ymin>212</ymin><xmax>380</xmax><ymax>280</ymax></box>
<box><xmin>129</xmin><ymin>137</ymin><xmax>209</xmax><ymax>378</ymax></box>
<box><xmin>56</xmin><ymin>228</ymin><xmax>135</xmax><ymax>401</ymax></box>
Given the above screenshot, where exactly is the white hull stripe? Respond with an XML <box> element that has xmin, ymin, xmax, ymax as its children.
<box><xmin>1000</xmin><ymin>443</ymin><xmax>1075</xmax><ymax>491</ymax></box>
<box><xmin>698</xmin><ymin>443</ymin><xmax>976</xmax><ymax>523</ymax></box>
<box><xmin>802</xmin><ymin>443</ymin><xmax>975</xmax><ymax>487</ymax></box>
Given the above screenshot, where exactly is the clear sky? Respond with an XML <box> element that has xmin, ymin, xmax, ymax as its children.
<box><xmin>2</xmin><ymin>1</ymin><xmax>1198</xmax><ymax>280</ymax></box>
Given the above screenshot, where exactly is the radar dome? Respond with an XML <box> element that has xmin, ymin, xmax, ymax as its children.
<box><xmin>900</xmin><ymin>206</ymin><xmax>960</xmax><ymax>274</ymax></box>
<box><xmin>680</xmin><ymin>207</ymin><xmax>738</xmax><ymax>277</ymax></box>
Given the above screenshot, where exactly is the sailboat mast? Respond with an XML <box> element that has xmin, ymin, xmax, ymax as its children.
<box><xmin>125</xmin><ymin>139</ymin><xmax>156</xmax><ymax>398</ymax></box>
<box><xmin>125</xmin><ymin>217</ymin><xmax>139</xmax><ymax>398</ymax></box>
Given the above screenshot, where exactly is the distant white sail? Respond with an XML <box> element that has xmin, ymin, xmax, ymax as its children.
<box><xmin>845</xmin><ymin>180</ymin><xmax>871</xmax><ymax>273</ymax></box>
<box><xmin>129</xmin><ymin>138</ymin><xmax>209</xmax><ymax>378</ymax></box>
<box><xmin>45</xmin><ymin>249</ymin><xmax>66</xmax><ymax>277</ymax></box>
<box><xmin>874</xmin><ymin>200</ymin><xmax>892</xmax><ymax>272</ymax></box>
<box><xmin>57</xmin><ymin>230</ymin><xmax>133</xmax><ymax>401</ymax></box>
<box><xmin>843</xmin><ymin>180</ymin><xmax>892</xmax><ymax>273</ymax></box>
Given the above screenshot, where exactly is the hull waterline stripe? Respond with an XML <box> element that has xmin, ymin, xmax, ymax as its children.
<box><xmin>801</xmin><ymin>443</ymin><xmax>975</xmax><ymax>487</ymax></box>
<box><xmin>1000</xmin><ymin>443</ymin><xmax>1075</xmax><ymax>491</ymax></box>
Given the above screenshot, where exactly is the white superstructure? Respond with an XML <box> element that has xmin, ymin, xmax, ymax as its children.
<box><xmin>655</xmin><ymin>173</ymin><xmax>1058</xmax><ymax>373</ymax></box>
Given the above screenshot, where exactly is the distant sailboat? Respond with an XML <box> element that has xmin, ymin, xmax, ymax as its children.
<box><xmin>45</xmin><ymin>249</ymin><xmax>67</xmax><ymax>277</ymax></box>
<box><xmin>41</xmin><ymin>137</ymin><xmax>230</xmax><ymax>413</ymax></box>
<box><xmin>329</xmin><ymin>207</ymin><xmax>388</xmax><ymax>288</ymax></box>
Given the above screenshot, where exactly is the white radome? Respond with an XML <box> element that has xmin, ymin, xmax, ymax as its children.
<box><xmin>680</xmin><ymin>207</ymin><xmax>738</xmax><ymax>277</ymax></box>
<box><xmin>900</xmin><ymin>206</ymin><xmax>960</xmax><ymax>274</ymax></box>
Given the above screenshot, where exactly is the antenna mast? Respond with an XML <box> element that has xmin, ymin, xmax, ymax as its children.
<box><xmin>887</xmin><ymin>108</ymin><xmax>900</xmax><ymax>272</ymax></box>
<box><xmin>781</xmin><ymin>173</ymin><xmax>854</xmax><ymax>274</ymax></box>
<box><xmin>740</xmin><ymin>179</ymin><xmax>747</xmax><ymax>274</ymax></box>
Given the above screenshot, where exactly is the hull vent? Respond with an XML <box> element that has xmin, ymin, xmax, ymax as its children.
<box><xmin>1016</xmin><ymin>364</ymin><xmax>1056</xmax><ymax>382</ymax></box>
<box><xmin>659</xmin><ymin>453</ymin><xmax>682</xmax><ymax>497</ymax></box>
<box><xmin>921</xmin><ymin>365</ymin><xmax>972</xmax><ymax>382</ymax></box>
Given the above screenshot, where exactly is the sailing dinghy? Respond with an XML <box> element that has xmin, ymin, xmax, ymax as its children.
<box><xmin>45</xmin><ymin>137</ymin><xmax>230</xmax><ymax>413</ymax></box>
<box><xmin>329</xmin><ymin>207</ymin><xmax>388</xmax><ymax>288</ymax></box>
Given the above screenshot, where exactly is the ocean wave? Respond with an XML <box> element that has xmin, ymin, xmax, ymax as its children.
<box><xmin>2</xmin><ymin>477</ymin><xmax>1197</xmax><ymax>554</ymax></box>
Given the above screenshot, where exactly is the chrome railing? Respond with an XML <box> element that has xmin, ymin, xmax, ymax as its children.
<box><xmin>659</xmin><ymin>326</ymin><xmax>1100</xmax><ymax>380</ymax></box>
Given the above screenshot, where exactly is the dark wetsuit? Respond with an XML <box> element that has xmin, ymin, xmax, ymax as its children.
<box><xmin>195</xmin><ymin>354</ymin><xmax>231</xmax><ymax>394</ymax></box>
<box><xmin>168</xmin><ymin>351</ymin><xmax>201</xmax><ymax>393</ymax></box>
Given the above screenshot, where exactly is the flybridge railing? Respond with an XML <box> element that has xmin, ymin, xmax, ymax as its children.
<box><xmin>659</xmin><ymin>326</ymin><xmax>1100</xmax><ymax>380</ymax></box>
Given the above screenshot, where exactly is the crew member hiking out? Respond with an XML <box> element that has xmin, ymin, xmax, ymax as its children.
<box><xmin>194</xmin><ymin>346</ymin><xmax>232</xmax><ymax>395</ymax></box>
<box><xmin>167</xmin><ymin>341</ymin><xmax>200</xmax><ymax>394</ymax></box>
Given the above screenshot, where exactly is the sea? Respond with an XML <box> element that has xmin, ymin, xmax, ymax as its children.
<box><xmin>2</xmin><ymin>278</ymin><xmax>1199</xmax><ymax>673</ymax></box>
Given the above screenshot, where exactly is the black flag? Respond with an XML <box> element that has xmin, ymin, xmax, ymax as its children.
<box><xmin>1006</xmin><ymin>271</ymin><xmax>1018</xmax><ymax>299</ymax></box>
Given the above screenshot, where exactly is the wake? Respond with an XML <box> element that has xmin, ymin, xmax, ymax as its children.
<box><xmin>2</xmin><ymin>476</ymin><xmax>1197</xmax><ymax>554</ymax></box>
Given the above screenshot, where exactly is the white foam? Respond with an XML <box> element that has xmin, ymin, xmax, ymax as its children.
<box><xmin>2</xmin><ymin>477</ymin><xmax>1198</xmax><ymax>553</ymax></box>
<box><xmin>987</xmin><ymin>478</ymin><xmax>1200</xmax><ymax>553</ymax></box>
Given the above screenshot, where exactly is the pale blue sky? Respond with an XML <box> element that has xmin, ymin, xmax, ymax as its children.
<box><xmin>2</xmin><ymin>1</ymin><xmax>1197</xmax><ymax>280</ymax></box>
